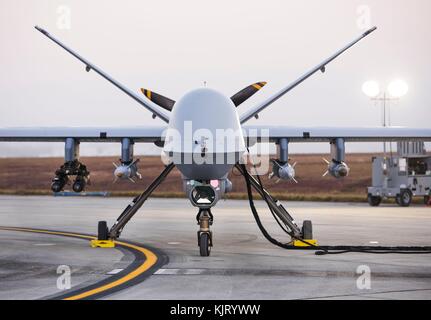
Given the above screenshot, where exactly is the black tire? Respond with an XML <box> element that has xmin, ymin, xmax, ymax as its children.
<box><xmin>199</xmin><ymin>233</ymin><xmax>211</xmax><ymax>257</ymax></box>
<box><xmin>368</xmin><ymin>194</ymin><xmax>382</xmax><ymax>207</ymax></box>
<box><xmin>398</xmin><ymin>189</ymin><xmax>412</xmax><ymax>207</ymax></box>
<box><xmin>72</xmin><ymin>178</ymin><xmax>85</xmax><ymax>193</ymax></box>
<box><xmin>98</xmin><ymin>221</ymin><xmax>109</xmax><ymax>240</ymax></box>
<box><xmin>395</xmin><ymin>196</ymin><xmax>401</xmax><ymax>205</ymax></box>
<box><xmin>424</xmin><ymin>196</ymin><xmax>430</xmax><ymax>205</ymax></box>
<box><xmin>51</xmin><ymin>182</ymin><xmax>63</xmax><ymax>193</ymax></box>
<box><xmin>302</xmin><ymin>220</ymin><xmax>313</xmax><ymax>239</ymax></box>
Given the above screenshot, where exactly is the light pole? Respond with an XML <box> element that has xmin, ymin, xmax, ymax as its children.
<box><xmin>362</xmin><ymin>79</ymin><xmax>408</xmax><ymax>154</ymax></box>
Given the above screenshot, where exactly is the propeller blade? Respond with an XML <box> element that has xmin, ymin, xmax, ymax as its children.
<box><xmin>292</xmin><ymin>162</ymin><xmax>298</xmax><ymax>168</ymax></box>
<box><xmin>322</xmin><ymin>170</ymin><xmax>329</xmax><ymax>177</ymax></box>
<box><xmin>231</xmin><ymin>82</ymin><xmax>267</xmax><ymax>107</ymax></box>
<box><xmin>112</xmin><ymin>162</ymin><xmax>118</xmax><ymax>168</ymax></box>
<box><xmin>322</xmin><ymin>158</ymin><xmax>330</xmax><ymax>164</ymax></box>
<box><xmin>113</xmin><ymin>176</ymin><xmax>118</xmax><ymax>184</ymax></box>
<box><xmin>141</xmin><ymin>88</ymin><xmax>175</xmax><ymax>111</ymax></box>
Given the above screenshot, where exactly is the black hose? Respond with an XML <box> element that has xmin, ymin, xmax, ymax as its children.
<box><xmin>239</xmin><ymin>163</ymin><xmax>431</xmax><ymax>255</ymax></box>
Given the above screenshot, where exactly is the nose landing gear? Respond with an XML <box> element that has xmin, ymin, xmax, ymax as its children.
<box><xmin>197</xmin><ymin>209</ymin><xmax>213</xmax><ymax>256</ymax></box>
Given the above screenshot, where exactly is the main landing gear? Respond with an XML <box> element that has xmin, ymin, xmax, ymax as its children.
<box><xmin>91</xmin><ymin>163</ymin><xmax>175</xmax><ymax>248</ymax></box>
<box><xmin>91</xmin><ymin>161</ymin><xmax>314</xmax><ymax>256</ymax></box>
<box><xmin>235</xmin><ymin>163</ymin><xmax>317</xmax><ymax>247</ymax></box>
<box><xmin>91</xmin><ymin>160</ymin><xmax>218</xmax><ymax>257</ymax></box>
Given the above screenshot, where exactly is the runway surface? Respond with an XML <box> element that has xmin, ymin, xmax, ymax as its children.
<box><xmin>0</xmin><ymin>195</ymin><xmax>430</xmax><ymax>300</ymax></box>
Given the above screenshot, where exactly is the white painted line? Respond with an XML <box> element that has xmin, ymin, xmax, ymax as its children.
<box><xmin>33</xmin><ymin>243</ymin><xmax>56</xmax><ymax>246</ymax></box>
<box><xmin>167</xmin><ymin>242</ymin><xmax>181</xmax><ymax>245</ymax></box>
<box><xmin>184</xmin><ymin>269</ymin><xmax>205</xmax><ymax>275</ymax></box>
<box><xmin>154</xmin><ymin>268</ymin><xmax>180</xmax><ymax>275</ymax></box>
<box><xmin>154</xmin><ymin>268</ymin><xmax>205</xmax><ymax>275</ymax></box>
<box><xmin>106</xmin><ymin>268</ymin><xmax>124</xmax><ymax>275</ymax></box>
<box><xmin>369</xmin><ymin>241</ymin><xmax>379</xmax><ymax>244</ymax></box>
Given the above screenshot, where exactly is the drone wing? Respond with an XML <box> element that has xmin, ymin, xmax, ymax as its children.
<box><xmin>240</xmin><ymin>27</ymin><xmax>377</xmax><ymax>123</ymax></box>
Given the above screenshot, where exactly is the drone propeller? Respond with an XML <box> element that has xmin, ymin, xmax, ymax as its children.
<box><xmin>140</xmin><ymin>88</ymin><xmax>175</xmax><ymax>111</ymax></box>
<box><xmin>231</xmin><ymin>82</ymin><xmax>267</xmax><ymax>107</ymax></box>
<box><xmin>141</xmin><ymin>82</ymin><xmax>267</xmax><ymax>111</ymax></box>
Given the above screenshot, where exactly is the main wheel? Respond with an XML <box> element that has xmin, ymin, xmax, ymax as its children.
<box><xmin>395</xmin><ymin>194</ymin><xmax>401</xmax><ymax>206</ymax></box>
<box><xmin>98</xmin><ymin>221</ymin><xmax>109</xmax><ymax>240</ymax></box>
<box><xmin>302</xmin><ymin>220</ymin><xmax>313</xmax><ymax>239</ymax></box>
<box><xmin>199</xmin><ymin>233</ymin><xmax>211</xmax><ymax>257</ymax></box>
<box><xmin>398</xmin><ymin>189</ymin><xmax>412</xmax><ymax>207</ymax></box>
<box><xmin>424</xmin><ymin>196</ymin><xmax>430</xmax><ymax>205</ymax></box>
<box><xmin>367</xmin><ymin>194</ymin><xmax>382</xmax><ymax>207</ymax></box>
<box><xmin>72</xmin><ymin>178</ymin><xmax>86</xmax><ymax>193</ymax></box>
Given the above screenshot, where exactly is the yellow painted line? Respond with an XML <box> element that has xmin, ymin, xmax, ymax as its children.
<box><xmin>0</xmin><ymin>226</ymin><xmax>158</xmax><ymax>300</ymax></box>
<box><xmin>65</xmin><ymin>239</ymin><xmax>157</xmax><ymax>300</ymax></box>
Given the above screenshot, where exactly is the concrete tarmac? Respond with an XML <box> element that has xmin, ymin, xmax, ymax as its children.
<box><xmin>0</xmin><ymin>195</ymin><xmax>430</xmax><ymax>300</ymax></box>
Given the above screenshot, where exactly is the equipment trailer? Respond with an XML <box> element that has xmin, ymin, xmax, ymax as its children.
<box><xmin>368</xmin><ymin>141</ymin><xmax>431</xmax><ymax>207</ymax></box>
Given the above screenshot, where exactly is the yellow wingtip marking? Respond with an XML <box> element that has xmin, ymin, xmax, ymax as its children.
<box><xmin>146</xmin><ymin>89</ymin><xmax>152</xmax><ymax>100</ymax></box>
<box><xmin>140</xmin><ymin>88</ymin><xmax>152</xmax><ymax>100</ymax></box>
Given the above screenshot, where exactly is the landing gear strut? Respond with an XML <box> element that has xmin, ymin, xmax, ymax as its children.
<box><xmin>235</xmin><ymin>163</ymin><xmax>316</xmax><ymax>246</ymax></box>
<box><xmin>197</xmin><ymin>209</ymin><xmax>213</xmax><ymax>256</ymax></box>
<box><xmin>92</xmin><ymin>163</ymin><xmax>175</xmax><ymax>248</ymax></box>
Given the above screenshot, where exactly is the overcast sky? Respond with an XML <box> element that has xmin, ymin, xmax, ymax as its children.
<box><xmin>0</xmin><ymin>0</ymin><xmax>430</xmax><ymax>157</ymax></box>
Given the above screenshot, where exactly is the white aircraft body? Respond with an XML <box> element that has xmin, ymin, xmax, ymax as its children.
<box><xmin>1</xmin><ymin>26</ymin><xmax>430</xmax><ymax>255</ymax></box>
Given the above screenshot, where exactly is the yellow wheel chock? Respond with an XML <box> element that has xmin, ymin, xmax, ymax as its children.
<box><xmin>90</xmin><ymin>239</ymin><xmax>116</xmax><ymax>248</ymax></box>
<box><xmin>292</xmin><ymin>239</ymin><xmax>318</xmax><ymax>247</ymax></box>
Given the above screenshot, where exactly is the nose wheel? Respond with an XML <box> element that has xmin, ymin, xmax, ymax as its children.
<box><xmin>199</xmin><ymin>233</ymin><xmax>211</xmax><ymax>256</ymax></box>
<box><xmin>197</xmin><ymin>209</ymin><xmax>213</xmax><ymax>257</ymax></box>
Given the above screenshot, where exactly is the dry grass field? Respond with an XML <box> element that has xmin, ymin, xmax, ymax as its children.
<box><xmin>0</xmin><ymin>154</ymin><xmax>375</xmax><ymax>202</ymax></box>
